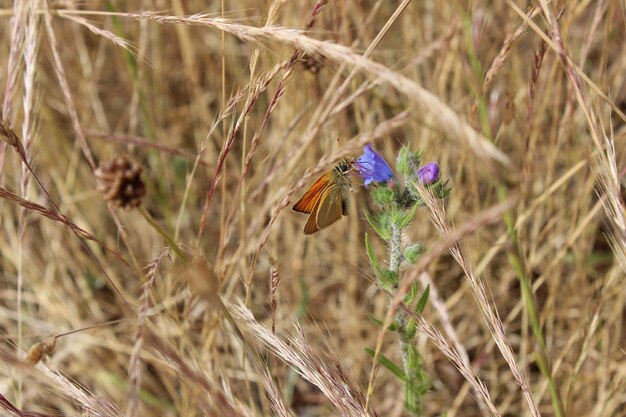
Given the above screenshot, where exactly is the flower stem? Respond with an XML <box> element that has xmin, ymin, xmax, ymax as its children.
<box><xmin>389</xmin><ymin>222</ymin><xmax>424</xmax><ymax>416</ymax></box>
<box><xmin>389</xmin><ymin>223</ymin><xmax>402</xmax><ymax>276</ymax></box>
<box><xmin>139</xmin><ymin>206</ymin><xmax>190</xmax><ymax>266</ymax></box>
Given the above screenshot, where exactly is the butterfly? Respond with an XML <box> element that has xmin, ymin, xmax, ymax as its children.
<box><xmin>292</xmin><ymin>159</ymin><xmax>352</xmax><ymax>235</ymax></box>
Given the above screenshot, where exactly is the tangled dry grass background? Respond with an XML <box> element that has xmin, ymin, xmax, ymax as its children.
<box><xmin>0</xmin><ymin>1</ymin><xmax>624</xmax><ymax>416</ymax></box>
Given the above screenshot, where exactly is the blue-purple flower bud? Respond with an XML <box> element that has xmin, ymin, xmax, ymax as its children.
<box><xmin>417</xmin><ymin>162</ymin><xmax>440</xmax><ymax>184</ymax></box>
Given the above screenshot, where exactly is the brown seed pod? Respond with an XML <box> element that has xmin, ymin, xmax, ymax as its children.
<box><xmin>95</xmin><ymin>153</ymin><xmax>146</xmax><ymax>209</ymax></box>
<box><xmin>25</xmin><ymin>337</ymin><xmax>57</xmax><ymax>365</ymax></box>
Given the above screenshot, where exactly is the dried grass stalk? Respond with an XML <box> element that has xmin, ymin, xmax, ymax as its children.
<box><xmin>229</xmin><ymin>301</ymin><xmax>373</xmax><ymax>417</ymax></box>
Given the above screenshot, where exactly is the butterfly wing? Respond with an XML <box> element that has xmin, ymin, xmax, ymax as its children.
<box><xmin>292</xmin><ymin>171</ymin><xmax>332</xmax><ymax>214</ymax></box>
<box><xmin>314</xmin><ymin>186</ymin><xmax>345</xmax><ymax>231</ymax></box>
<box><xmin>303</xmin><ymin>185</ymin><xmax>338</xmax><ymax>235</ymax></box>
<box><xmin>303</xmin><ymin>200</ymin><xmax>322</xmax><ymax>235</ymax></box>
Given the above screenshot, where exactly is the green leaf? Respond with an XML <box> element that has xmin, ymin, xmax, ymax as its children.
<box><xmin>397</xmin><ymin>204</ymin><xmax>418</xmax><ymax>229</ymax></box>
<box><xmin>405</xmin><ymin>318</ymin><xmax>417</xmax><ymax>340</ymax></box>
<box><xmin>365</xmin><ymin>234</ymin><xmax>397</xmax><ymax>290</ymax></box>
<box><xmin>403</xmin><ymin>342</ymin><xmax>430</xmax><ymax>416</ymax></box>
<box><xmin>403</xmin><ymin>242</ymin><xmax>425</xmax><ymax>264</ymax></box>
<box><xmin>415</xmin><ymin>284</ymin><xmax>430</xmax><ymax>315</ymax></box>
<box><xmin>365</xmin><ymin>233</ymin><xmax>383</xmax><ymax>276</ymax></box>
<box><xmin>404</xmin><ymin>282</ymin><xmax>419</xmax><ymax>304</ymax></box>
<box><xmin>364</xmin><ymin>348</ymin><xmax>406</xmax><ymax>381</ymax></box>
<box><xmin>380</xmin><ymin>269</ymin><xmax>398</xmax><ymax>289</ymax></box>
<box><xmin>364</xmin><ymin>209</ymin><xmax>391</xmax><ymax>240</ymax></box>
<box><xmin>396</xmin><ymin>146</ymin><xmax>412</xmax><ymax>176</ymax></box>
<box><xmin>367</xmin><ymin>314</ymin><xmax>398</xmax><ymax>331</ymax></box>
<box><xmin>371</xmin><ymin>185</ymin><xmax>395</xmax><ymax>206</ymax></box>
<box><xmin>432</xmin><ymin>179</ymin><xmax>451</xmax><ymax>200</ymax></box>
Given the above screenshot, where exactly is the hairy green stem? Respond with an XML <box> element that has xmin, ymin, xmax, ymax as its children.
<box><xmin>389</xmin><ymin>222</ymin><xmax>403</xmax><ymax>274</ymax></box>
<box><xmin>389</xmin><ymin>222</ymin><xmax>424</xmax><ymax>416</ymax></box>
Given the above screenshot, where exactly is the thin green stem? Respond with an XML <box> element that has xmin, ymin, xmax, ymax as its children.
<box><xmin>103</xmin><ymin>0</ymin><xmax>155</xmax><ymax>141</ymax></box>
<box><xmin>469</xmin><ymin>31</ymin><xmax>562</xmax><ymax>408</ymax></box>
<box><xmin>139</xmin><ymin>206</ymin><xmax>190</xmax><ymax>266</ymax></box>
<box><xmin>499</xmin><ymin>186</ymin><xmax>565</xmax><ymax>417</ymax></box>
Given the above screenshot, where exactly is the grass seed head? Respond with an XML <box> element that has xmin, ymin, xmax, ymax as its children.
<box><xmin>0</xmin><ymin>119</ymin><xmax>26</xmax><ymax>157</ymax></box>
<box><xmin>0</xmin><ymin>119</ymin><xmax>19</xmax><ymax>147</ymax></box>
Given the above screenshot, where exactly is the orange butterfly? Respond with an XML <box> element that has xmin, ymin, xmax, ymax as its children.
<box><xmin>292</xmin><ymin>160</ymin><xmax>352</xmax><ymax>235</ymax></box>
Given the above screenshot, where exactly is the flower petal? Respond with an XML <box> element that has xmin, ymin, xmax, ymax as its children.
<box><xmin>355</xmin><ymin>144</ymin><xmax>394</xmax><ymax>186</ymax></box>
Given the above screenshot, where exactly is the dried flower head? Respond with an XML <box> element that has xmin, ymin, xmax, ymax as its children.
<box><xmin>95</xmin><ymin>153</ymin><xmax>146</xmax><ymax>209</ymax></box>
<box><xmin>26</xmin><ymin>337</ymin><xmax>57</xmax><ymax>365</ymax></box>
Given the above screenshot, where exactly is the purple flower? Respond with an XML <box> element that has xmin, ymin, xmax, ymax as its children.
<box><xmin>417</xmin><ymin>162</ymin><xmax>440</xmax><ymax>184</ymax></box>
<box><xmin>356</xmin><ymin>144</ymin><xmax>394</xmax><ymax>186</ymax></box>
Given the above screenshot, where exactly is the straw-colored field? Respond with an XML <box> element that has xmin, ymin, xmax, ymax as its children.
<box><xmin>0</xmin><ymin>1</ymin><xmax>624</xmax><ymax>416</ymax></box>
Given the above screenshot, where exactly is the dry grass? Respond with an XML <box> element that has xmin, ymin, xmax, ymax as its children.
<box><xmin>0</xmin><ymin>1</ymin><xmax>625</xmax><ymax>416</ymax></box>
